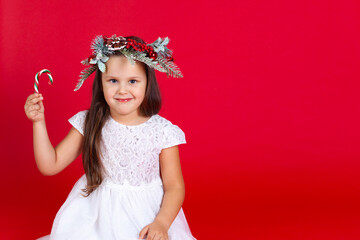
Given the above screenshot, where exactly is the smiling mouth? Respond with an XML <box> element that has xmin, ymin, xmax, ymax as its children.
<box><xmin>116</xmin><ymin>98</ymin><xmax>132</xmax><ymax>102</ymax></box>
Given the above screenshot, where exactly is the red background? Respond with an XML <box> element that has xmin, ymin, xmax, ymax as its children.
<box><xmin>1</xmin><ymin>0</ymin><xmax>360</xmax><ymax>239</ymax></box>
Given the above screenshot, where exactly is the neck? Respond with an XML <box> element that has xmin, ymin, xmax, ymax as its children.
<box><xmin>109</xmin><ymin>109</ymin><xmax>149</xmax><ymax>125</ymax></box>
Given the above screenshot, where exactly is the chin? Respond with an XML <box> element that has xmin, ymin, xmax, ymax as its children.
<box><xmin>115</xmin><ymin>108</ymin><xmax>138</xmax><ymax>115</ymax></box>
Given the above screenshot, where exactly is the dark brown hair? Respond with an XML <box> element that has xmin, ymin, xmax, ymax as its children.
<box><xmin>80</xmin><ymin>36</ymin><xmax>162</xmax><ymax>197</ymax></box>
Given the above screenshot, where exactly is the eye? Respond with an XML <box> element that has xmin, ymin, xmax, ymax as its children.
<box><xmin>110</xmin><ymin>79</ymin><xmax>117</xmax><ymax>83</ymax></box>
<box><xmin>129</xmin><ymin>79</ymin><xmax>137</xmax><ymax>84</ymax></box>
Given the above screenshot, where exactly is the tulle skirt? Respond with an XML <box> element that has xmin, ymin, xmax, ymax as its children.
<box><xmin>36</xmin><ymin>174</ymin><xmax>196</xmax><ymax>240</ymax></box>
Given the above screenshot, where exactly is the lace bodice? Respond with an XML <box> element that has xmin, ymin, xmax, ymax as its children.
<box><xmin>68</xmin><ymin>110</ymin><xmax>186</xmax><ymax>185</ymax></box>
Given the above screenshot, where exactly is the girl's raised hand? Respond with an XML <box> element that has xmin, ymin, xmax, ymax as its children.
<box><xmin>24</xmin><ymin>93</ymin><xmax>45</xmax><ymax>123</ymax></box>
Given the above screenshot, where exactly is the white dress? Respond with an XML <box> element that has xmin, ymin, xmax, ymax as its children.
<box><xmin>37</xmin><ymin>110</ymin><xmax>197</xmax><ymax>240</ymax></box>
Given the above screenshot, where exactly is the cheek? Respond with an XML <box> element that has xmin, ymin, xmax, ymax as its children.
<box><xmin>104</xmin><ymin>86</ymin><xmax>115</xmax><ymax>94</ymax></box>
<box><xmin>103</xmin><ymin>89</ymin><xmax>113</xmax><ymax>101</ymax></box>
<box><xmin>134</xmin><ymin>85</ymin><xmax>146</xmax><ymax>98</ymax></box>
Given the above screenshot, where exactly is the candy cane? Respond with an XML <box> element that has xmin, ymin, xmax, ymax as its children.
<box><xmin>34</xmin><ymin>69</ymin><xmax>53</xmax><ymax>93</ymax></box>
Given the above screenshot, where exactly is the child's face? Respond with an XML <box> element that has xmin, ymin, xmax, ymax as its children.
<box><xmin>101</xmin><ymin>56</ymin><xmax>147</xmax><ymax>118</ymax></box>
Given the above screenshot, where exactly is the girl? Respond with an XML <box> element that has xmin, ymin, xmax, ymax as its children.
<box><xmin>24</xmin><ymin>35</ymin><xmax>196</xmax><ymax>240</ymax></box>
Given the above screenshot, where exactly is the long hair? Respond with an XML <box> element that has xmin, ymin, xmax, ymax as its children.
<box><xmin>80</xmin><ymin>36</ymin><xmax>162</xmax><ymax>197</ymax></box>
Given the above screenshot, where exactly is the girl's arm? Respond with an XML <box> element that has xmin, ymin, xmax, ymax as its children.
<box><xmin>155</xmin><ymin>145</ymin><xmax>186</xmax><ymax>229</ymax></box>
<box><xmin>33</xmin><ymin>119</ymin><xmax>84</xmax><ymax>176</ymax></box>
<box><xmin>33</xmin><ymin>119</ymin><xmax>57</xmax><ymax>175</ymax></box>
<box><xmin>25</xmin><ymin>93</ymin><xmax>83</xmax><ymax>176</ymax></box>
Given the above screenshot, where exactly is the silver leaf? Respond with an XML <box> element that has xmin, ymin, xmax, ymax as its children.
<box><xmin>98</xmin><ymin>61</ymin><xmax>106</xmax><ymax>72</ymax></box>
<box><xmin>102</xmin><ymin>56</ymin><xmax>109</xmax><ymax>62</ymax></box>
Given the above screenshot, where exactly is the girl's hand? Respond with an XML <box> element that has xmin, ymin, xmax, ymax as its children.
<box><xmin>24</xmin><ymin>93</ymin><xmax>45</xmax><ymax>123</ymax></box>
<box><xmin>139</xmin><ymin>219</ymin><xmax>169</xmax><ymax>240</ymax></box>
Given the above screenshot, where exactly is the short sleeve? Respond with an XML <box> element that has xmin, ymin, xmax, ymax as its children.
<box><xmin>162</xmin><ymin>124</ymin><xmax>187</xmax><ymax>149</ymax></box>
<box><xmin>68</xmin><ymin>110</ymin><xmax>88</xmax><ymax>136</ymax></box>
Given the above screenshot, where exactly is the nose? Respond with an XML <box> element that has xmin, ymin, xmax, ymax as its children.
<box><xmin>117</xmin><ymin>81</ymin><xmax>128</xmax><ymax>94</ymax></box>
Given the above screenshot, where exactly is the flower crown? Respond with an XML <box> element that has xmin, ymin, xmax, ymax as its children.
<box><xmin>74</xmin><ymin>34</ymin><xmax>183</xmax><ymax>91</ymax></box>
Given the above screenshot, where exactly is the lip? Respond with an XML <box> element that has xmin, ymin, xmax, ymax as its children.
<box><xmin>115</xmin><ymin>98</ymin><xmax>132</xmax><ymax>102</ymax></box>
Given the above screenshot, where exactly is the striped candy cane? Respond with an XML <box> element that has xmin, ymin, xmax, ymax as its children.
<box><xmin>34</xmin><ymin>69</ymin><xmax>53</xmax><ymax>93</ymax></box>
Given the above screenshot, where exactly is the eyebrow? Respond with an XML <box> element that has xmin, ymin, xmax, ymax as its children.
<box><xmin>105</xmin><ymin>75</ymin><xmax>142</xmax><ymax>79</ymax></box>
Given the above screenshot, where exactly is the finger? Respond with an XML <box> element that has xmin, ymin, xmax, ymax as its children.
<box><xmin>27</xmin><ymin>96</ymin><xmax>40</xmax><ymax>105</ymax></box>
<box><xmin>139</xmin><ymin>226</ymin><xmax>148</xmax><ymax>239</ymax></box>
<box><xmin>25</xmin><ymin>94</ymin><xmax>36</xmax><ymax>107</ymax></box>
<box><xmin>29</xmin><ymin>110</ymin><xmax>38</xmax><ymax>118</ymax></box>
<box><xmin>29</xmin><ymin>107</ymin><xmax>40</xmax><ymax>114</ymax></box>
<box><xmin>24</xmin><ymin>103</ymin><xmax>31</xmax><ymax>112</ymax></box>
<box><xmin>28</xmin><ymin>93</ymin><xmax>41</xmax><ymax>102</ymax></box>
<box><xmin>150</xmin><ymin>233</ymin><xmax>157</xmax><ymax>240</ymax></box>
<box><xmin>146</xmin><ymin>233</ymin><xmax>154</xmax><ymax>240</ymax></box>
<box><xmin>28</xmin><ymin>104</ymin><xmax>41</xmax><ymax>112</ymax></box>
<box><xmin>26</xmin><ymin>93</ymin><xmax>38</xmax><ymax>102</ymax></box>
<box><xmin>31</xmin><ymin>96</ymin><xmax>44</xmax><ymax>104</ymax></box>
<box><xmin>38</xmin><ymin>100</ymin><xmax>44</xmax><ymax>110</ymax></box>
<box><xmin>141</xmin><ymin>228</ymin><xmax>149</xmax><ymax>239</ymax></box>
<box><xmin>33</xmin><ymin>104</ymin><xmax>41</xmax><ymax>111</ymax></box>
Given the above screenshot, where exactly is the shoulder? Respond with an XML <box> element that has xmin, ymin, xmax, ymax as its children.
<box><xmin>68</xmin><ymin>110</ymin><xmax>89</xmax><ymax>135</ymax></box>
<box><xmin>69</xmin><ymin>109</ymin><xmax>88</xmax><ymax>120</ymax></box>
<box><xmin>77</xmin><ymin>109</ymin><xmax>89</xmax><ymax>116</ymax></box>
<box><xmin>153</xmin><ymin>114</ymin><xmax>183</xmax><ymax>130</ymax></box>
<box><xmin>154</xmin><ymin>114</ymin><xmax>187</xmax><ymax>149</ymax></box>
